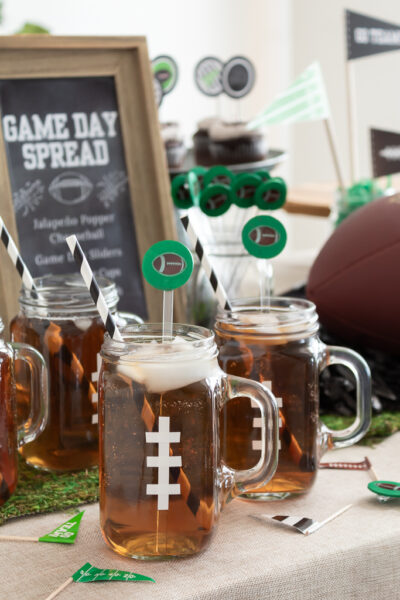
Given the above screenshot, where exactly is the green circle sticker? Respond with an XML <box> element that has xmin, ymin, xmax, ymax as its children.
<box><xmin>242</xmin><ymin>215</ymin><xmax>287</xmax><ymax>259</ymax></box>
<box><xmin>142</xmin><ymin>241</ymin><xmax>193</xmax><ymax>290</ymax></box>
<box><xmin>171</xmin><ymin>174</ymin><xmax>193</xmax><ymax>209</ymax></box>
<box><xmin>231</xmin><ymin>173</ymin><xmax>262</xmax><ymax>208</ymax></box>
<box><xmin>368</xmin><ymin>481</ymin><xmax>400</xmax><ymax>498</ymax></box>
<box><xmin>200</xmin><ymin>184</ymin><xmax>231</xmax><ymax>216</ymax></box>
<box><xmin>203</xmin><ymin>165</ymin><xmax>234</xmax><ymax>188</ymax></box>
<box><xmin>255</xmin><ymin>178</ymin><xmax>287</xmax><ymax>211</ymax></box>
<box><xmin>152</xmin><ymin>55</ymin><xmax>178</xmax><ymax>95</ymax></box>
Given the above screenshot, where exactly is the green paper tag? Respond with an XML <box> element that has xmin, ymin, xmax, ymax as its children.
<box><xmin>242</xmin><ymin>215</ymin><xmax>287</xmax><ymax>259</ymax></box>
<box><xmin>255</xmin><ymin>177</ymin><xmax>287</xmax><ymax>211</ymax></box>
<box><xmin>72</xmin><ymin>562</ymin><xmax>155</xmax><ymax>583</ymax></box>
<box><xmin>171</xmin><ymin>174</ymin><xmax>193</xmax><ymax>209</ymax></box>
<box><xmin>368</xmin><ymin>481</ymin><xmax>400</xmax><ymax>498</ymax></box>
<box><xmin>200</xmin><ymin>184</ymin><xmax>231</xmax><ymax>216</ymax></box>
<box><xmin>231</xmin><ymin>173</ymin><xmax>262</xmax><ymax>208</ymax></box>
<box><xmin>203</xmin><ymin>165</ymin><xmax>234</xmax><ymax>188</ymax></box>
<box><xmin>38</xmin><ymin>511</ymin><xmax>84</xmax><ymax>544</ymax></box>
<box><xmin>188</xmin><ymin>171</ymin><xmax>201</xmax><ymax>206</ymax></box>
<box><xmin>142</xmin><ymin>240</ymin><xmax>193</xmax><ymax>290</ymax></box>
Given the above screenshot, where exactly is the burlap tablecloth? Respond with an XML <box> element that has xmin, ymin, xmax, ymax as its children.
<box><xmin>1</xmin><ymin>434</ymin><xmax>400</xmax><ymax>600</ymax></box>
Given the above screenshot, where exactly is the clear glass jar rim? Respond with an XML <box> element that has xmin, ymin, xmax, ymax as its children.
<box><xmin>101</xmin><ymin>323</ymin><xmax>217</xmax><ymax>363</ymax></box>
<box><xmin>215</xmin><ymin>296</ymin><xmax>319</xmax><ymax>338</ymax></box>
<box><xmin>18</xmin><ymin>273</ymin><xmax>119</xmax><ymax>313</ymax></box>
<box><xmin>0</xmin><ymin>318</ymin><xmax>3</xmax><ymax>334</ymax></box>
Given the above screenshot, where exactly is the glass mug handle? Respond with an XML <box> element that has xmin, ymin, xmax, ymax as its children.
<box><xmin>11</xmin><ymin>343</ymin><xmax>49</xmax><ymax>447</ymax></box>
<box><xmin>219</xmin><ymin>374</ymin><xmax>279</xmax><ymax>501</ymax></box>
<box><xmin>319</xmin><ymin>344</ymin><xmax>372</xmax><ymax>450</ymax></box>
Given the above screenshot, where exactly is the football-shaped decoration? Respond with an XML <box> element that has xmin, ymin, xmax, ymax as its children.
<box><xmin>153</xmin><ymin>253</ymin><xmax>185</xmax><ymax>276</ymax></box>
<box><xmin>49</xmin><ymin>172</ymin><xmax>93</xmax><ymax>205</ymax></box>
<box><xmin>307</xmin><ymin>194</ymin><xmax>400</xmax><ymax>353</ymax></box>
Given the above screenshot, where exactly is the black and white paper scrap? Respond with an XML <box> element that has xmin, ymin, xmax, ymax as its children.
<box><xmin>251</xmin><ymin>504</ymin><xmax>353</xmax><ymax>536</ymax></box>
<box><xmin>370</xmin><ymin>128</ymin><xmax>400</xmax><ymax>177</ymax></box>
<box><xmin>346</xmin><ymin>10</ymin><xmax>400</xmax><ymax>61</ymax></box>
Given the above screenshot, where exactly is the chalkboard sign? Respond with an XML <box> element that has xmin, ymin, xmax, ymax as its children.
<box><xmin>0</xmin><ymin>37</ymin><xmax>180</xmax><ymax>327</ymax></box>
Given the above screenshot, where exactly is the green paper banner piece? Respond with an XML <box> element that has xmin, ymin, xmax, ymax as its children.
<box><xmin>255</xmin><ymin>177</ymin><xmax>287</xmax><ymax>211</ymax></box>
<box><xmin>152</xmin><ymin>55</ymin><xmax>178</xmax><ymax>95</ymax></box>
<box><xmin>171</xmin><ymin>174</ymin><xmax>193</xmax><ymax>209</ymax></box>
<box><xmin>38</xmin><ymin>511</ymin><xmax>84</xmax><ymax>544</ymax></box>
<box><xmin>72</xmin><ymin>562</ymin><xmax>155</xmax><ymax>583</ymax></box>
<box><xmin>242</xmin><ymin>215</ymin><xmax>287</xmax><ymax>259</ymax></box>
<box><xmin>368</xmin><ymin>481</ymin><xmax>400</xmax><ymax>498</ymax></box>
<box><xmin>200</xmin><ymin>184</ymin><xmax>231</xmax><ymax>216</ymax></box>
<box><xmin>231</xmin><ymin>173</ymin><xmax>262</xmax><ymax>208</ymax></box>
<box><xmin>203</xmin><ymin>165</ymin><xmax>234</xmax><ymax>188</ymax></box>
<box><xmin>188</xmin><ymin>171</ymin><xmax>201</xmax><ymax>206</ymax></box>
<box><xmin>142</xmin><ymin>240</ymin><xmax>193</xmax><ymax>290</ymax></box>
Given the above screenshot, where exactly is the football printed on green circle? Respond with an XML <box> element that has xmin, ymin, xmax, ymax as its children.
<box><xmin>152</xmin><ymin>55</ymin><xmax>178</xmax><ymax>95</ymax></box>
<box><xmin>203</xmin><ymin>165</ymin><xmax>234</xmax><ymax>188</ymax></box>
<box><xmin>242</xmin><ymin>215</ymin><xmax>287</xmax><ymax>259</ymax></box>
<box><xmin>142</xmin><ymin>240</ymin><xmax>193</xmax><ymax>290</ymax></box>
<box><xmin>255</xmin><ymin>178</ymin><xmax>287</xmax><ymax>211</ymax></box>
<box><xmin>368</xmin><ymin>481</ymin><xmax>400</xmax><ymax>498</ymax></box>
<box><xmin>200</xmin><ymin>184</ymin><xmax>231</xmax><ymax>216</ymax></box>
<box><xmin>171</xmin><ymin>174</ymin><xmax>193</xmax><ymax>209</ymax></box>
<box><xmin>231</xmin><ymin>173</ymin><xmax>262</xmax><ymax>208</ymax></box>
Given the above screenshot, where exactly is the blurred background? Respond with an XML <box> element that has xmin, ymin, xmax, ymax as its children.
<box><xmin>1</xmin><ymin>0</ymin><xmax>399</xmax><ymax>291</ymax></box>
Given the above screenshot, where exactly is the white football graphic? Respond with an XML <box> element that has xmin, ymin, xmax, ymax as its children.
<box><xmin>49</xmin><ymin>172</ymin><xmax>93</xmax><ymax>205</ymax></box>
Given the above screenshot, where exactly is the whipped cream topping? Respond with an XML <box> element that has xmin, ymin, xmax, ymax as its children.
<box><xmin>160</xmin><ymin>122</ymin><xmax>182</xmax><ymax>143</ymax></box>
<box><xmin>117</xmin><ymin>336</ymin><xmax>221</xmax><ymax>394</ymax></box>
<box><xmin>196</xmin><ymin>116</ymin><xmax>222</xmax><ymax>133</ymax></box>
<box><xmin>209</xmin><ymin>121</ymin><xmax>266</xmax><ymax>141</ymax></box>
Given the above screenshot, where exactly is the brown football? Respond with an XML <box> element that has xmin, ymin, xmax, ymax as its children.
<box><xmin>306</xmin><ymin>194</ymin><xmax>400</xmax><ymax>353</ymax></box>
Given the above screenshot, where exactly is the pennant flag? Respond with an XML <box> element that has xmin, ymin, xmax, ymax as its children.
<box><xmin>346</xmin><ymin>10</ymin><xmax>400</xmax><ymax>61</ymax></box>
<box><xmin>247</xmin><ymin>62</ymin><xmax>330</xmax><ymax>130</ymax></box>
<box><xmin>38</xmin><ymin>511</ymin><xmax>84</xmax><ymax>544</ymax></box>
<box><xmin>251</xmin><ymin>504</ymin><xmax>353</xmax><ymax>536</ymax></box>
<box><xmin>370</xmin><ymin>128</ymin><xmax>400</xmax><ymax>177</ymax></box>
<box><xmin>72</xmin><ymin>563</ymin><xmax>155</xmax><ymax>583</ymax></box>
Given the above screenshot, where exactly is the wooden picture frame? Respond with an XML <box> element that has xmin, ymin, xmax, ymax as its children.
<box><xmin>0</xmin><ymin>36</ymin><xmax>182</xmax><ymax>330</ymax></box>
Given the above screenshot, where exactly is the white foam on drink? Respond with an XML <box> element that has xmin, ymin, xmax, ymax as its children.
<box><xmin>118</xmin><ymin>336</ymin><xmax>220</xmax><ymax>394</ymax></box>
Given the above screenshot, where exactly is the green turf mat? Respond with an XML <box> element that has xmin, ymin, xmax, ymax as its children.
<box><xmin>0</xmin><ymin>455</ymin><xmax>99</xmax><ymax>525</ymax></box>
<box><xmin>320</xmin><ymin>411</ymin><xmax>400</xmax><ymax>446</ymax></box>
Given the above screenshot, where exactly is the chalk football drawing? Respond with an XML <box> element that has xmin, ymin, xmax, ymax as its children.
<box><xmin>97</xmin><ymin>170</ymin><xmax>128</xmax><ymax>209</ymax></box>
<box><xmin>49</xmin><ymin>172</ymin><xmax>93</xmax><ymax>205</ymax></box>
<box><xmin>13</xmin><ymin>180</ymin><xmax>45</xmax><ymax>216</ymax></box>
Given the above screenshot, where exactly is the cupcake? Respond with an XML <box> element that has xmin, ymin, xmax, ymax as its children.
<box><xmin>192</xmin><ymin>117</ymin><xmax>221</xmax><ymax>166</ymax></box>
<box><xmin>208</xmin><ymin>121</ymin><xmax>268</xmax><ymax>165</ymax></box>
<box><xmin>161</xmin><ymin>122</ymin><xmax>186</xmax><ymax>169</ymax></box>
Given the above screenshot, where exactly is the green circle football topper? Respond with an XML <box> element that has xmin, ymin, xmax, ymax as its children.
<box><xmin>368</xmin><ymin>481</ymin><xmax>400</xmax><ymax>498</ymax></box>
<box><xmin>152</xmin><ymin>55</ymin><xmax>178</xmax><ymax>95</ymax></box>
<box><xmin>242</xmin><ymin>215</ymin><xmax>287</xmax><ymax>259</ymax></box>
<box><xmin>142</xmin><ymin>240</ymin><xmax>193</xmax><ymax>290</ymax></box>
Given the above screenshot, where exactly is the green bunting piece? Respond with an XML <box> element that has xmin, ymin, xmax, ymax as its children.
<box><xmin>142</xmin><ymin>240</ymin><xmax>193</xmax><ymax>290</ymax></box>
<box><xmin>72</xmin><ymin>562</ymin><xmax>155</xmax><ymax>583</ymax></box>
<box><xmin>242</xmin><ymin>215</ymin><xmax>287</xmax><ymax>259</ymax></box>
<box><xmin>38</xmin><ymin>511</ymin><xmax>84</xmax><ymax>544</ymax></box>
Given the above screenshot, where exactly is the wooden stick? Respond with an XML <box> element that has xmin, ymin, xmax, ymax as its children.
<box><xmin>323</xmin><ymin>118</ymin><xmax>346</xmax><ymax>189</ymax></box>
<box><xmin>368</xmin><ymin>465</ymin><xmax>379</xmax><ymax>481</ymax></box>
<box><xmin>307</xmin><ymin>503</ymin><xmax>353</xmax><ymax>535</ymax></box>
<box><xmin>0</xmin><ymin>535</ymin><xmax>38</xmax><ymax>542</ymax></box>
<box><xmin>345</xmin><ymin>61</ymin><xmax>358</xmax><ymax>183</ymax></box>
<box><xmin>44</xmin><ymin>577</ymin><xmax>73</xmax><ymax>600</ymax></box>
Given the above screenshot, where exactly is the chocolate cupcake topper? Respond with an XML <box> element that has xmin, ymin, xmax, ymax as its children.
<box><xmin>194</xmin><ymin>56</ymin><xmax>224</xmax><ymax>97</ymax></box>
<box><xmin>222</xmin><ymin>56</ymin><xmax>255</xmax><ymax>99</ymax></box>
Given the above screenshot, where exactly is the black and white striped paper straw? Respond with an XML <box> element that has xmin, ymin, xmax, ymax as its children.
<box><xmin>180</xmin><ymin>214</ymin><xmax>232</xmax><ymax>311</ymax></box>
<box><xmin>0</xmin><ymin>216</ymin><xmax>39</xmax><ymax>297</ymax></box>
<box><xmin>65</xmin><ymin>235</ymin><xmax>123</xmax><ymax>342</ymax></box>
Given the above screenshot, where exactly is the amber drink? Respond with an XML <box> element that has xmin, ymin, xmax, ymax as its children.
<box><xmin>99</xmin><ymin>324</ymin><xmax>279</xmax><ymax>559</ymax></box>
<box><xmin>215</xmin><ymin>298</ymin><xmax>372</xmax><ymax>500</ymax></box>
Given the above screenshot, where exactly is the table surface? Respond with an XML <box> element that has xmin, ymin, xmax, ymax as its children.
<box><xmin>1</xmin><ymin>434</ymin><xmax>400</xmax><ymax>600</ymax></box>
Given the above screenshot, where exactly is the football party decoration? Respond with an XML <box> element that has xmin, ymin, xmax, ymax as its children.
<box><xmin>194</xmin><ymin>55</ymin><xmax>255</xmax><ymax>99</ymax></box>
<box><xmin>248</xmin><ymin>62</ymin><xmax>345</xmax><ymax>189</ymax></box>
<box><xmin>152</xmin><ymin>55</ymin><xmax>178</xmax><ymax>107</ymax></box>
<box><xmin>345</xmin><ymin>10</ymin><xmax>400</xmax><ymax>181</ymax></box>
<box><xmin>0</xmin><ymin>511</ymin><xmax>84</xmax><ymax>544</ymax></box>
<box><xmin>370</xmin><ymin>127</ymin><xmax>400</xmax><ymax>177</ymax></box>
<box><xmin>368</xmin><ymin>481</ymin><xmax>400</xmax><ymax>502</ymax></box>
<box><xmin>44</xmin><ymin>563</ymin><xmax>154</xmax><ymax>600</ymax></box>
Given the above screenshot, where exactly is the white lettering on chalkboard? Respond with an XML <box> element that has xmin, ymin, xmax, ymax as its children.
<box><xmin>2</xmin><ymin>110</ymin><xmax>118</xmax><ymax>171</ymax></box>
